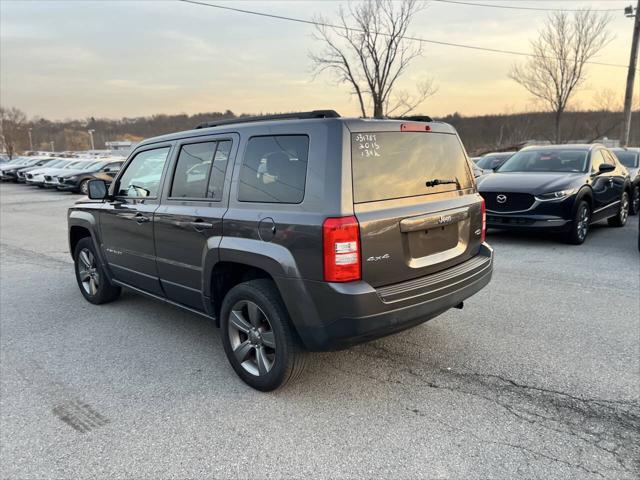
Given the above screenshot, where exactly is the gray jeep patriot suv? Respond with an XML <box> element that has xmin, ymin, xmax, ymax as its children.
<box><xmin>68</xmin><ymin>110</ymin><xmax>493</xmax><ymax>391</ymax></box>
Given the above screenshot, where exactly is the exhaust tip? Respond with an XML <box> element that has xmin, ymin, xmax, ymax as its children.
<box><xmin>454</xmin><ymin>302</ymin><xmax>464</xmax><ymax>310</ymax></box>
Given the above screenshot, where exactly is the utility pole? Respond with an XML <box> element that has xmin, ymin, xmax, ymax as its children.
<box><xmin>50</xmin><ymin>140</ymin><xmax>54</xmax><ymax>152</ymax></box>
<box><xmin>87</xmin><ymin>129</ymin><xmax>95</xmax><ymax>150</ymax></box>
<box><xmin>621</xmin><ymin>0</ymin><xmax>640</xmax><ymax>147</ymax></box>
<box><xmin>28</xmin><ymin>128</ymin><xmax>33</xmax><ymax>151</ymax></box>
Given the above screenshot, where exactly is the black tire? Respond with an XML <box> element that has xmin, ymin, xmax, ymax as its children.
<box><xmin>220</xmin><ymin>279</ymin><xmax>307</xmax><ymax>391</ymax></box>
<box><xmin>629</xmin><ymin>185</ymin><xmax>640</xmax><ymax>216</ymax></box>
<box><xmin>608</xmin><ymin>191</ymin><xmax>630</xmax><ymax>227</ymax></box>
<box><xmin>73</xmin><ymin>237</ymin><xmax>121</xmax><ymax>304</ymax></box>
<box><xmin>79</xmin><ymin>179</ymin><xmax>90</xmax><ymax>195</ymax></box>
<box><xmin>565</xmin><ymin>200</ymin><xmax>591</xmax><ymax>245</ymax></box>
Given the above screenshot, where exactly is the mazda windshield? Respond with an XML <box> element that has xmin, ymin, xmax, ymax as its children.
<box><xmin>497</xmin><ymin>149</ymin><xmax>588</xmax><ymax>173</ymax></box>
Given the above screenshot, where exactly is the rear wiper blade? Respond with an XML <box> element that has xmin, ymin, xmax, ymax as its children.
<box><xmin>425</xmin><ymin>178</ymin><xmax>461</xmax><ymax>189</ymax></box>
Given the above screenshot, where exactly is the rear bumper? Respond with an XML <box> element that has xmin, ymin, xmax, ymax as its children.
<box><xmin>279</xmin><ymin>243</ymin><xmax>493</xmax><ymax>351</ymax></box>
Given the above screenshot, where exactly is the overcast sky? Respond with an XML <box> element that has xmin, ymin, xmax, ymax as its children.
<box><xmin>0</xmin><ymin>0</ymin><xmax>634</xmax><ymax>120</ymax></box>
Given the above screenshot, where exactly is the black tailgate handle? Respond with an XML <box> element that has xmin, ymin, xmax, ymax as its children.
<box><xmin>400</xmin><ymin>207</ymin><xmax>469</xmax><ymax>233</ymax></box>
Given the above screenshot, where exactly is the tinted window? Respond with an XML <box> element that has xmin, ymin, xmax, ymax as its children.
<box><xmin>476</xmin><ymin>154</ymin><xmax>513</xmax><ymax>170</ymax></box>
<box><xmin>207</xmin><ymin>140</ymin><xmax>231</xmax><ymax>201</ymax></box>
<box><xmin>117</xmin><ymin>147</ymin><xmax>170</xmax><ymax>197</ymax></box>
<box><xmin>613</xmin><ymin>151</ymin><xmax>639</xmax><ymax>168</ymax></box>
<box><xmin>238</xmin><ymin>136</ymin><xmax>309</xmax><ymax>203</ymax></box>
<box><xmin>171</xmin><ymin>142</ymin><xmax>215</xmax><ymax>198</ymax></box>
<box><xmin>351</xmin><ymin>132</ymin><xmax>472</xmax><ymax>203</ymax></box>
<box><xmin>499</xmin><ymin>149</ymin><xmax>588</xmax><ymax>173</ymax></box>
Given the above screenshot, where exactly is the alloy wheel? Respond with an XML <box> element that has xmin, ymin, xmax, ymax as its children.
<box><xmin>577</xmin><ymin>204</ymin><xmax>590</xmax><ymax>242</ymax></box>
<box><xmin>80</xmin><ymin>180</ymin><xmax>89</xmax><ymax>195</ymax></box>
<box><xmin>620</xmin><ymin>193</ymin><xmax>629</xmax><ymax>224</ymax></box>
<box><xmin>228</xmin><ymin>300</ymin><xmax>276</xmax><ymax>376</ymax></box>
<box><xmin>77</xmin><ymin>248</ymin><xmax>99</xmax><ymax>295</ymax></box>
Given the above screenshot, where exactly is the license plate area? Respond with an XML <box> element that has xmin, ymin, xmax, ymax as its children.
<box><xmin>406</xmin><ymin>223</ymin><xmax>459</xmax><ymax>258</ymax></box>
<box><xmin>400</xmin><ymin>207</ymin><xmax>470</xmax><ymax>268</ymax></box>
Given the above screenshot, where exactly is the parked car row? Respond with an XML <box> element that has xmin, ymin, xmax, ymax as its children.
<box><xmin>476</xmin><ymin>145</ymin><xmax>639</xmax><ymax>244</ymax></box>
<box><xmin>0</xmin><ymin>155</ymin><xmax>124</xmax><ymax>194</ymax></box>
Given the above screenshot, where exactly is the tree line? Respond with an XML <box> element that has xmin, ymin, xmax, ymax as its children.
<box><xmin>1</xmin><ymin>106</ymin><xmax>635</xmax><ymax>158</ymax></box>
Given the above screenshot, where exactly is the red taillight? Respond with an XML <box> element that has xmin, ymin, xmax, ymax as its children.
<box><xmin>323</xmin><ymin>216</ymin><xmax>361</xmax><ymax>282</ymax></box>
<box><xmin>480</xmin><ymin>198</ymin><xmax>486</xmax><ymax>243</ymax></box>
<box><xmin>401</xmin><ymin>123</ymin><xmax>431</xmax><ymax>132</ymax></box>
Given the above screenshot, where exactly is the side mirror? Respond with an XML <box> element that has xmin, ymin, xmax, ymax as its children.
<box><xmin>598</xmin><ymin>163</ymin><xmax>615</xmax><ymax>174</ymax></box>
<box><xmin>87</xmin><ymin>179</ymin><xmax>108</xmax><ymax>199</ymax></box>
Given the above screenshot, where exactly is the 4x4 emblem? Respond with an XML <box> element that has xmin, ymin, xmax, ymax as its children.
<box><xmin>496</xmin><ymin>194</ymin><xmax>507</xmax><ymax>204</ymax></box>
<box><xmin>367</xmin><ymin>253</ymin><xmax>390</xmax><ymax>262</ymax></box>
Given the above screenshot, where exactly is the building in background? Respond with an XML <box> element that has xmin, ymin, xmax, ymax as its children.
<box><xmin>105</xmin><ymin>141</ymin><xmax>137</xmax><ymax>155</ymax></box>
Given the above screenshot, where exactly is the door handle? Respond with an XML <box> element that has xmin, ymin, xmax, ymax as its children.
<box><xmin>190</xmin><ymin>220</ymin><xmax>214</xmax><ymax>231</ymax></box>
<box><xmin>135</xmin><ymin>213</ymin><xmax>150</xmax><ymax>224</ymax></box>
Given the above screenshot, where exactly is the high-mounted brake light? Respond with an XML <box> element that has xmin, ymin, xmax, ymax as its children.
<box><xmin>323</xmin><ymin>216</ymin><xmax>361</xmax><ymax>282</ymax></box>
<box><xmin>480</xmin><ymin>198</ymin><xmax>486</xmax><ymax>243</ymax></box>
<box><xmin>401</xmin><ymin>123</ymin><xmax>431</xmax><ymax>132</ymax></box>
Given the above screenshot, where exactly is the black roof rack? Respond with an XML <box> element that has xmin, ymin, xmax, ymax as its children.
<box><xmin>195</xmin><ymin>110</ymin><xmax>341</xmax><ymax>129</ymax></box>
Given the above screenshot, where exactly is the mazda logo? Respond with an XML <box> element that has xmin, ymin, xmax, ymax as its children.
<box><xmin>496</xmin><ymin>194</ymin><xmax>507</xmax><ymax>204</ymax></box>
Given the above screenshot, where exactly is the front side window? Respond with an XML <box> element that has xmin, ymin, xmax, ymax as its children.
<box><xmin>590</xmin><ymin>150</ymin><xmax>606</xmax><ymax>173</ymax></box>
<box><xmin>238</xmin><ymin>135</ymin><xmax>309</xmax><ymax>203</ymax></box>
<box><xmin>117</xmin><ymin>147</ymin><xmax>170</xmax><ymax>198</ymax></box>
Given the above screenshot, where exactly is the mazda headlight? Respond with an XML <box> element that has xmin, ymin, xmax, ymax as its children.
<box><xmin>535</xmin><ymin>188</ymin><xmax>578</xmax><ymax>201</ymax></box>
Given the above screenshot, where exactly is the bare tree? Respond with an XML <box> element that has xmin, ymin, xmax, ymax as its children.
<box><xmin>0</xmin><ymin>107</ymin><xmax>28</xmax><ymax>158</ymax></box>
<box><xmin>510</xmin><ymin>10</ymin><xmax>612</xmax><ymax>143</ymax></box>
<box><xmin>310</xmin><ymin>0</ymin><xmax>436</xmax><ymax>118</ymax></box>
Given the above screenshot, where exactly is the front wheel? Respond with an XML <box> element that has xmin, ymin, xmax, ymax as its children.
<box><xmin>608</xmin><ymin>191</ymin><xmax>629</xmax><ymax>227</ymax></box>
<box><xmin>79</xmin><ymin>179</ymin><xmax>90</xmax><ymax>195</ymax></box>
<box><xmin>74</xmin><ymin>237</ymin><xmax>121</xmax><ymax>304</ymax></box>
<box><xmin>220</xmin><ymin>279</ymin><xmax>307</xmax><ymax>391</ymax></box>
<box><xmin>565</xmin><ymin>201</ymin><xmax>590</xmax><ymax>245</ymax></box>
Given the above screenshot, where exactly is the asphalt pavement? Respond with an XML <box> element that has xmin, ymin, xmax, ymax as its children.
<box><xmin>1</xmin><ymin>182</ymin><xmax>638</xmax><ymax>479</ymax></box>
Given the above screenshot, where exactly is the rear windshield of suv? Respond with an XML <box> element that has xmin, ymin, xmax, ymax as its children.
<box><xmin>351</xmin><ymin>132</ymin><xmax>472</xmax><ymax>203</ymax></box>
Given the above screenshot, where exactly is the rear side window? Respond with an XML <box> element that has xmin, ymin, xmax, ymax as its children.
<box><xmin>208</xmin><ymin>141</ymin><xmax>231</xmax><ymax>201</ymax></box>
<box><xmin>170</xmin><ymin>140</ymin><xmax>231</xmax><ymax>200</ymax></box>
<box><xmin>238</xmin><ymin>135</ymin><xmax>309</xmax><ymax>203</ymax></box>
<box><xmin>613</xmin><ymin>151</ymin><xmax>639</xmax><ymax>168</ymax></box>
<box><xmin>351</xmin><ymin>132</ymin><xmax>472</xmax><ymax>203</ymax></box>
<box><xmin>171</xmin><ymin>142</ymin><xmax>215</xmax><ymax>198</ymax></box>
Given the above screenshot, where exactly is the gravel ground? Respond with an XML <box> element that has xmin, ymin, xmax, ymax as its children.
<box><xmin>1</xmin><ymin>182</ymin><xmax>638</xmax><ymax>479</ymax></box>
